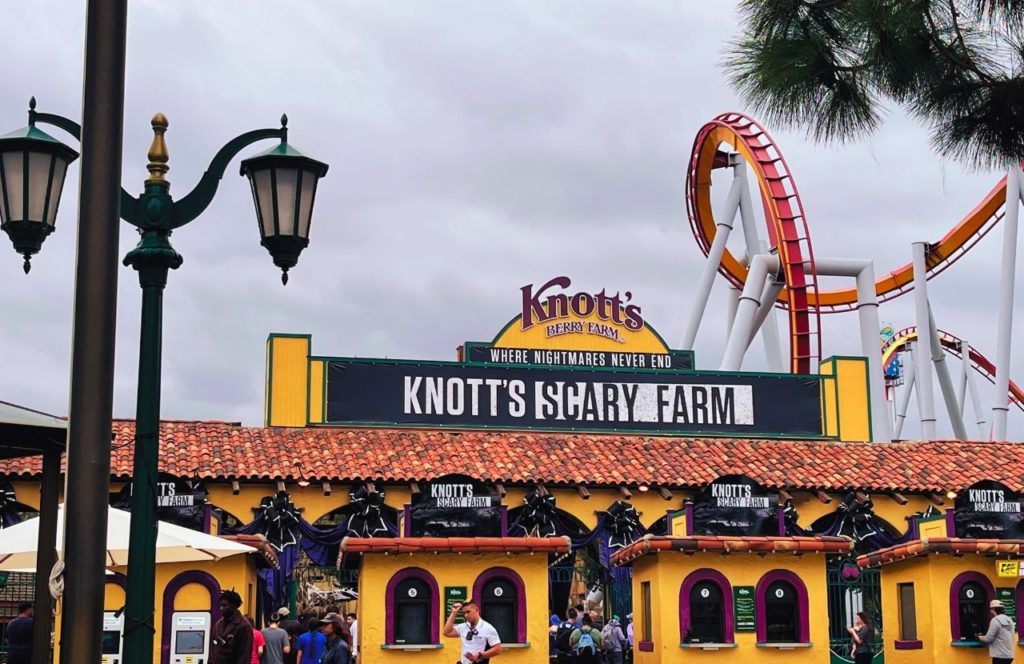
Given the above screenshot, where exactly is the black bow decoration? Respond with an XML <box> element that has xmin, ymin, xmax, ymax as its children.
<box><xmin>606</xmin><ymin>500</ymin><xmax>642</xmax><ymax>550</ymax></box>
<box><xmin>781</xmin><ymin>500</ymin><xmax>802</xmax><ymax>534</ymax></box>
<box><xmin>346</xmin><ymin>484</ymin><xmax>390</xmax><ymax>538</ymax></box>
<box><xmin>836</xmin><ymin>492</ymin><xmax>881</xmax><ymax>542</ymax></box>
<box><xmin>518</xmin><ymin>489</ymin><xmax>557</xmax><ymax>537</ymax></box>
<box><xmin>0</xmin><ymin>480</ymin><xmax>18</xmax><ymax>529</ymax></box>
<box><xmin>259</xmin><ymin>490</ymin><xmax>301</xmax><ymax>551</ymax></box>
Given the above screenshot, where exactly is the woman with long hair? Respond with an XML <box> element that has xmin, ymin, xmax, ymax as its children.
<box><xmin>847</xmin><ymin>612</ymin><xmax>875</xmax><ymax>664</ymax></box>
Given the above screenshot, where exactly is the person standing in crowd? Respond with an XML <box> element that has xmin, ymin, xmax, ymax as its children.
<box><xmin>246</xmin><ymin>616</ymin><xmax>265</xmax><ymax>664</ymax></box>
<box><xmin>277</xmin><ymin>608</ymin><xmax>301</xmax><ymax>664</ymax></box>
<box><xmin>625</xmin><ymin>614</ymin><xmax>634</xmax><ymax>664</ymax></box>
<box><xmin>345</xmin><ymin>612</ymin><xmax>359</xmax><ymax>660</ymax></box>
<box><xmin>548</xmin><ymin>614</ymin><xmax>561</xmax><ymax>660</ymax></box>
<box><xmin>847</xmin><ymin>612</ymin><xmax>875</xmax><ymax>664</ymax></box>
<box><xmin>317</xmin><ymin>612</ymin><xmax>352</xmax><ymax>664</ymax></box>
<box><xmin>261</xmin><ymin>613</ymin><xmax>291</xmax><ymax>664</ymax></box>
<box><xmin>570</xmin><ymin>613</ymin><xmax>602</xmax><ymax>664</ymax></box>
<box><xmin>554</xmin><ymin>608</ymin><xmax>578</xmax><ymax>664</ymax></box>
<box><xmin>443</xmin><ymin>600</ymin><xmax>503</xmax><ymax>663</ymax></box>
<box><xmin>211</xmin><ymin>591</ymin><xmax>254</xmax><ymax>664</ymax></box>
<box><xmin>295</xmin><ymin>617</ymin><xmax>327</xmax><ymax>664</ymax></box>
<box><xmin>978</xmin><ymin>600</ymin><xmax>1016</xmax><ymax>664</ymax></box>
<box><xmin>4</xmin><ymin>602</ymin><xmax>33</xmax><ymax>664</ymax></box>
<box><xmin>600</xmin><ymin>615</ymin><xmax>627</xmax><ymax>664</ymax></box>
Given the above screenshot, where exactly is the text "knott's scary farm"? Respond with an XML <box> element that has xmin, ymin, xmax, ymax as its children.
<box><xmin>402</xmin><ymin>377</ymin><xmax>753</xmax><ymax>426</ymax></box>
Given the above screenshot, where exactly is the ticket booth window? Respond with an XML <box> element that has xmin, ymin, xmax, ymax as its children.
<box><xmin>764</xmin><ymin>581</ymin><xmax>799</xmax><ymax>642</ymax></box>
<box><xmin>689</xmin><ymin>581</ymin><xmax>725</xmax><ymax>643</ymax></box>
<box><xmin>956</xmin><ymin>581</ymin><xmax>989</xmax><ymax>641</ymax></box>
<box><xmin>386</xmin><ymin>568</ymin><xmax>441</xmax><ymax>646</ymax></box>
<box><xmin>481</xmin><ymin>578</ymin><xmax>518</xmax><ymax>643</ymax></box>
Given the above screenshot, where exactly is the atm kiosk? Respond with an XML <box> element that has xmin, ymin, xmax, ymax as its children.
<box><xmin>101</xmin><ymin>612</ymin><xmax>124</xmax><ymax>664</ymax></box>
<box><xmin>169</xmin><ymin>611</ymin><xmax>211</xmax><ymax>664</ymax></box>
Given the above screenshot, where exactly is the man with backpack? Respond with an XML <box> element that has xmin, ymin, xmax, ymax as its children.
<box><xmin>570</xmin><ymin>613</ymin><xmax>603</xmax><ymax>664</ymax></box>
<box><xmin>554</xmin><ymin>608</ymin><xmax>578</xmax><ymax>663</ymax></box>
<box><xmin>600</xmin><ymin>616</ymin><xmax>627</xmax><ymax>664</ymax></box>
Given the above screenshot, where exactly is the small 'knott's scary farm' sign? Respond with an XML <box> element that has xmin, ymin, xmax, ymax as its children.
<box><xmin>408</xmin><ymin>474</ymin><xmax>502</xmax><ymax>537</ymax></box>
<box><xmin>954</xmin><ymin>480</ymin><xmax>1024</xmax><ymax>539</ymax></box>
<box><xmin>690</xmin><ymin>475</ymin><xmax>779</xmax><ymax>536</ymax></box>
<box><xmin>325</xmin><ymin>359</ymin><xmax>823</xmax><ymax>437</ymax></box>
<box><xmin>111</xmin><ymin>472</ymin><xmax>207</xmax><ymax>530</ymax></box>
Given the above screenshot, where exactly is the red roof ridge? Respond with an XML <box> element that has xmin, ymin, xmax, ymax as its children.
<box><xmin>611</xmin><ymin>534</ymin><xmax>855</xmax><ymax>566</ymax></box>
<box><xmin>858</xmin><ymin>537</ymin><xmax>1024</xmax><ymax>568</ymax></box>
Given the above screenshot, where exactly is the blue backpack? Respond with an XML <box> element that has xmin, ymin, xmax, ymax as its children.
<box><xmin>575</xmin><ymin>627</ymin><xmax>597</xmax><ymax>655</ymax></box>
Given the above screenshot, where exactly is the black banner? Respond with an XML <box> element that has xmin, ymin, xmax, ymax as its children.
<box><xmin>954</xmin><ymin>480</ymin><xmax>1024</xmax><ymax>539</ymax></box>
<box><xmin>111</xmin><ymin>472</ymin><xmax>208</xmax><ymax>531</ymax></box>
<box><xmin>325</xmin><ymin>359</ymin><xmax>823</xmax><ymax>437</ymax></box>
<box><xmin>690</xmin><ymin>474</ymin><xmax>779</xmax><ymax>536</ymax></box>
<box><xmin>409</xmin><ymin>474</ymin><xmax>502</xmax><ymax>537</ymax></box>
<box><xmin>464</xmin><ymin>343</ymin><xmax>694</xmax><ymax>371</ymax></box>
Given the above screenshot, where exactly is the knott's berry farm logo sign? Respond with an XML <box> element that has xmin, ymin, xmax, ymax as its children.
<box><xmin>520</xmin><ymin>276</ymin><xmax>644</xmax><ymax>343</ymax></box>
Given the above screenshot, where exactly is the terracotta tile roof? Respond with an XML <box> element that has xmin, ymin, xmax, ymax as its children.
<box><xmin>219</xmin><ymin>534</ymin><xmax>280</xmax><ymax>570</ymax></box>
<box><xmin>611</xmin><ymin>534</ymin><xmax>854</xmax><ymax>566</ymax></box>
<box><xmin>338</xmin><ymin>536</ymin><xmax>570</xmax><ymax>565</ymax></box>
<box><xmin>857</xmin><ymin>537</ymin><xmax>1024</xmax><ymax>568</ymax></box>
<box><xmin>0</xmin><ymin>419</ymin><xmax>1020</xmax><ymax>493</ymax></box>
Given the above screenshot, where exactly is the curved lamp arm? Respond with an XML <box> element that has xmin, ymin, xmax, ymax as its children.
<box><xmin>170</xmin><ymin>127</ymin><xmax>285</xmax><ymax>228</ymax></box>
<box><xmin>30</xmin><ymin>109</ymin><xmax>142</xmax><ymax>226</ymax></box>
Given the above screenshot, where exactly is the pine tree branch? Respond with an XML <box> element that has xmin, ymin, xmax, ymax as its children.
<box><xmin>924</xmin><ymin>3</ymin><xmax>995</xmax><ymax>83</ymax></box>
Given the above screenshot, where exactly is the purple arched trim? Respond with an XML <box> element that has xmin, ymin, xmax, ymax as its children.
<box><xmin>949</xmin><ymin>571</ymin><xmax>994</xmax><ymax>642</ymax></box>
<box><xmin>160</xmin><ymin>570</ymin><xmax>221</xmax><ymax>664</ymax></box>
<box><xmin>106</xmin><ymin>571</ymin><xmax>128</xmax><ymax>592</ymax></box>
<box><xmin>755</xmin><ymin>570</ymin><xmax>809</xmax><ymax>644</ymax></box>
<box><xmin>472</xmin><ymin>567</ymin><xmax>527</xmax><ymax>643</ymax></box>
<box><xmin>385</xmin><ymin>567</ymin><xmax>440</xmax><ymax>645</ymax></box>
<box><xmin>1017</xmin><ymin>579</ymin><xmax>1024</xmax><ymax>641</ymax></box>
<box><xmin>680</xmin><ymin>568</ymin><xmax>734</xmax><ymax>644</ymax></box>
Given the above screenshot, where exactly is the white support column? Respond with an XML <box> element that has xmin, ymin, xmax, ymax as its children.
<box><xmin>681</xmin><ymin>168</ymin><xmax>743</xmax><ymax>349</ymax></box>
<box><xmin>720</xmin><ymin>255</ymin><xmax>779</xmax><ymax>371</ymax></box>
<box><xmin>956</xmin><ymin>340</ymin><xmax>969</xmax><ymax>418</ymax></box>
<box><xmin>725</xmin><ymin>285</ymin><xmax>740</xmax><ymax>339</ymax></box>
<box><xmin>806</xmin><ymin>257</ymin><xmax>892</xmax><ymax>442</ymax></box>
<box><xmin>893</xmin><ymin>348</ymin><xmax>916</xmax><ymax>440</ymax></box>
<box><xmin>992</xmin><ymin>165</ymin><xmax>1022</xmax><ymax>440</ymax></box>
<box><xmin>911</xmin><ymin>242</ymin><xmax>937</xmax><ymax>439</ymax></box>
<box><xmin>927</xmin><ymin>306</ymin><xmax>968</xmax><ymax>440</ymax></box>
<box><xmin>966</xmin><ymin>355</ymin><xmax>989</xmax><ymax>439</ymax></box>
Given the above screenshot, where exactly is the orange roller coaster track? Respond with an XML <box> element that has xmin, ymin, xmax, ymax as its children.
<box><xmin>687</xmin><ymin>112</ymin><xmax>1010</xmax><ymax>375</ymax></box>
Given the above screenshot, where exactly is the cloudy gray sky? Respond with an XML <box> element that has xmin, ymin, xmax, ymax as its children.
<box><xmin>0</xmin><ymin>1</ymin><xmax>1018</xmax><ymax>439</ymax></box>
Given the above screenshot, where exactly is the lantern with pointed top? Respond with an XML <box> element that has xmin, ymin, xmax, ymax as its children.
<box><xmin>0</xmin><ymin>100</ymin><xmax>78</xmax><ymax>273</ymax></box>
<box><xmin>240</xmin><ymin>115</ymin><xmax>328</xmax><ymax>285</ymax></box>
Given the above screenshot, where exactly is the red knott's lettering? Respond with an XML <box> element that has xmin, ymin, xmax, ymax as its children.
<box><xmin>520</xmin><ymin>277</ymin><xmax>645</xmax><ymax>332</ymax></box>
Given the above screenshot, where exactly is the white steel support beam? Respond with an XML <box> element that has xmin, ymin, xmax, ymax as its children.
<box><xmin>992</xmin><ymin>165</ymin><xmax>1022</xmax><ymax>440</ymax></box>
<box><xmin>893</xmin><ymin>350</ymin><xmax>916</xmax><ymax>440</ymax></box>
<box><xmin>956</xmin><ymin>340</ymin><xmax>969</xmax><ymax>418</ymax></box>
<box><xmin>911</xmin><ymin>242</ymin><xmax>938</xmax><ymax>439</ymax></box>
<box><xmin>720</xmin><ymin>255</ymin><xmax>780</xmax><ymax>371</ymax></box>
<box><xmin>927</xmin><ymin>306</ymin><xmax>968</xmax><ymax>440</ymax></box>
<box><xmin>966</xmin><ymin>354</ymin><xmax>989</xmax><ymax>439</ymax></box>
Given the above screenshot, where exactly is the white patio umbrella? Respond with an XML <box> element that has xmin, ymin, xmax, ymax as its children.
<box><xmin>0</xmin><ymin>506</ymin><xmax>255</xmax><ymax>570</ymax></box>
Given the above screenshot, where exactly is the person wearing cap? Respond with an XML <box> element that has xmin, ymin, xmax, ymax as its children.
<box><xmin>978</xmin><ymin>599</ymin><xmax>1016</xmax><ymax>664</ymax></box>
<box><xmin>317</xmin><ymin>612</ymin><xmax>353</xmax><ymax>664</ymax></box>
<box><xmin>275</xmin><ymin>608</ymin><xmax>301</xmax><ymax>664</ymax></box>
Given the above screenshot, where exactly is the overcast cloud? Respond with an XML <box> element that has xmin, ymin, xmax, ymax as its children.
<box><xmin>0</xmin><ymin>1</ymin><xmax>1019</xmax><ymax>440</ymax></box>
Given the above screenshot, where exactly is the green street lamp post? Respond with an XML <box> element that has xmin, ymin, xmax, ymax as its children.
<box><xmin>0</xmin><ymin>99</ymin><xmax>328</xmax><ymax>663</ymax></box>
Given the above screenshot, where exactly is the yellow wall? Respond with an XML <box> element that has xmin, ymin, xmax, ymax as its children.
<box><xmin>878</xmin><ymin>555</ymin><xmax>1024</xmax><ymax>664</ymax></box>
<box><xmin>265</xmin><ymin>334</ymin><xmax>311</xmax><ymax>427</ymax></box>
<box><xmin>631</xmin><ymin>551</ymin><xmax>832</xmax><ymax>664</ymax></box>
<box><xmin>57</xmin><ymin>555</ymin><xmax>261</xmax><ymax>664</ymax></box>
<box><xmin>819</xmin><ymin>356</ymin><xmax>872</xmax><ymax>442</ymax></box>
<box><xmin>356</xmin><ymin>552</ymin><xmax>549</xmax><ymax>664</ymax></box>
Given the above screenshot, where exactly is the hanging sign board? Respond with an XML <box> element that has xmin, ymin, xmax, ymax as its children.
<box><xmin>996</xmin><ymin>561</ymin><xmax>1024</xmax><ymax>578</ymax></box>
<box><xmin>445</xmin><ymin>586</ymin><xmax>468</xmax><ymax>625</ymax></box>
<box><xmin>733</xmin><ymin>586</ymin><xmax>756</xmax><ymax>632</ymax></box>
<box><xmin>954</xmin><ymin>480</ymin><xmax>1024</xmax><ymax>539</ymax></box>
<box><xmin>325</xmin><ymin>360</ymin><xmax>823</xmax><ymax>438</ymax></box>
<box><xmin>111</xmin><ymin>473</ymin><xmax>208</xmax><ymax>530</ymax></box>
<box><xmin>408</xmin><ymin>474</ymin><xmax>502</xmax><ymax>537</ymax></box>
<box><xmin>690</xmin><ymin>475</ymin><xmax>779</xmax><ymax>536</ymax></box>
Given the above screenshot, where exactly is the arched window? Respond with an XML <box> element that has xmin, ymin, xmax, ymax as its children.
<box><xmin>679</xmin><ymin>569</ymin><xmax>733</xmax><ymax>644</ymax></box>
<box><xmin>756</xmin><ymin>570</ymin><xmax>809</xmax><ymax>644</ymax></box>
<box><xmin>473</xmin><ymin>567</ymin><xmax>527</xmax><ymax>643</ymax></box>
<box><xmin>386</xmin><ymin>568</ymin><xmax>439</xmax><ymax>645</ymax></box>
<box><xmin>950</xmin><ymin>572</ymin><xmax>993</xmax><ymax>642</ymax></box>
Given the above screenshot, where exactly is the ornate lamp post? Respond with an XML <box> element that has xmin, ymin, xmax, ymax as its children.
<box><xmin>0</xmin><ymin>98</ymin><xmax>328</xmax><ymax>663</ymax></box>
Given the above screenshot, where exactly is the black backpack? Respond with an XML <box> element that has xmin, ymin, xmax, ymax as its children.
<box><xmin>555</xmin><ymin>622</ymin><xmax>576</xmax><ymax>653</ymax></box>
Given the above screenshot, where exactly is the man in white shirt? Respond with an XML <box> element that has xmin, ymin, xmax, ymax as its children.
<box><xmin>345</xmin><ymin>613</ymin><xmax>358</xmax><ymax>660</ymax></box>
<box><xmin>443</xmin><ymin>600</ymin><xmax>503</xmax><ymax>663</ymax></box>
